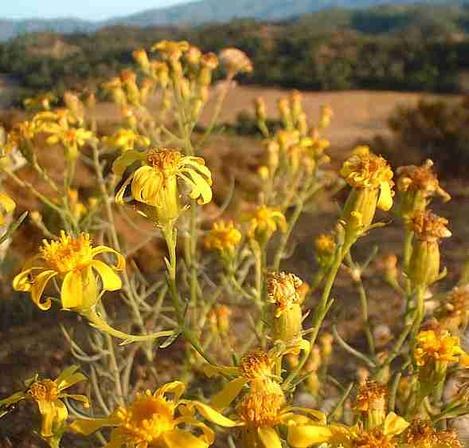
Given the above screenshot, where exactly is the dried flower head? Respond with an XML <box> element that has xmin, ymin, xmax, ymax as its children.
<box><xmin>219</xmin><ymin>48</ymin><xmax>253</xmax><ymax>76</ymax></box>
<box><xmin>410</xmin><ymin>210</ymin><xmax>452</xmax><ymax>242</ymax></box>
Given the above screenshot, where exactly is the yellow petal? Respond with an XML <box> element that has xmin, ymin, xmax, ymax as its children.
<box><xmin>202</xmin><ymin>363</ymin><xmax>239</xmax><ymax>378</ymax></box>
<box><xmin>55</xmin><ymin>365</ymin><xmax>86</xmax><ymax>391</ymax></box>
<box><xmin>36</xmin><ymin>399</ymin><xmax>68</xmax><ymax>438</ymax></box>
<box><xmin>70</xmin><ymin>416</ymin><xmax>119</xmax><ymax>435</ymax></box>
<box><xmin>377</xmin><ymin>181</ymin><xmax>393</xmax><ymax>211</ymax></box>
<box><xmin>112</xmin><ymin>149</ymin><xmax>146</xmax><ymax>176</ymax></box>
<box><xmin>211</xmin><ymin>377</ymin><xmax>247</xmax><ymax>410</ymax></box>
<box><xmin>91</xmin><ymin>246</ymin><xmax>125</xmax><ymax>271</ymax></box>
<box><xmin>156</xmin><ymin>381</ymin><xmax>186</xmax><ymax>402</ymax></box>
<box><xmin>12</xmin><ymin>268</ymin><xmax>35</xmax><ymax>293</ymax></box>
<box><xmin>383</xmin><ymin>412</ymin><xmax>409</xmax><ymax>437</ymax></box>
<box><xmin>61</xmin><ymin>271</ymin><xmax>84</xmax><ymax>310</ymax></box>
<box><xmin>163</xmin><ymin>429</ymin><xmax>209</xmax><ymax>448</ymax></box>
<box><xmin>0</xmin><ymin>192</ymin><xmax>15</xmax><ymax>213</ymax></box>
<box><xmin>258</xmin><ymin>427</ymin><xmax>282</xmax><ymax>448</ymax></box>
<box><xmin>30</xmin><ymin>270</ymin><xmax>57</xmax><ymax>310</ymax></box>
<box><xmin>190</xmin><ymin>401</ymin><xmax>239</xmax><ymax>427</ymax></box>
<box><xmin>91</xmin><ymin>260</ymin><xmax>122</xmax><ymax>291</ymax></box>
<box><xmin>287</xmin><ymin>424</ymin><xmax>332</xmax><ymax>447</ymax></box>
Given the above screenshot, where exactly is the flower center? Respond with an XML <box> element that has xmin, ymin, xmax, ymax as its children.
<box><xmin>146</xmin><ymin>149</ymin><xmax>181</xmax><ymax>175</ymax></box>
<box><xmin>237</xmin><ymin>386</ymin><xmax>285</xmax><ymax>427</ymax></box>
<box><xmin>116</xmin><ymin>393</ymin><xmax>175</xmax><ymax>444</ymax></box>
<box><xmin>28</xmin><ymin>379</ymin><xmax>59</xmax><ymax>402</ymax></box>
<box><xmin>353</xmin><ymin>430</ymin><xmax>396</xmax><ymax>448</ymax></box>
<box><xmin>40</xmin><ymin>232</ymin><xmax>93</xmax><ymax>274</ymax></box>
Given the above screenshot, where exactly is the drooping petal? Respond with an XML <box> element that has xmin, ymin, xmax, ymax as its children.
<box><xmin>258</xmin><ymin>426</ymin><xmax>282</xmax><ymax>448</ymax></box>
<box><xmin>61</xmin><ymin>271</ymin><xmax>84</xmax><ymax>310</ymax></box>
<box><xmin>383</xmin><ymin>412</ymin><xmax>409</xmax><ymax>437</ymax></box>
<box><xmin>55</xmin><ymin>365</ymin><xmax>87</xmax><ymax>392</ymax></box>
<box><xmin>70</xmin><ymin>416</ymin><xmax>120</xmax><ymax>435</ymax></box>
<box><xmin>210</xmin><ymin>377</ymin><xmax>247</xmax><ymax>410</ymax></box>
<box><xmin>115</xmin><ymin>173</ymin><xmax>134</xmax><ymax>204</ymax></box>
<box><xmin>189</xmin><ymin>401</ymin><xmax>239</xmax><ymax>427</ymax></box>
<box><xmin>377</xmin><ymin>181</ymin><xmax>393</xmax><ymax>211</ymax></box>
<box><xmin>36</xmin><ymin>399</ymin><xmax>68</xmax><ymax>438</ymax></box>
<box><xmin>112</xmin><ymin>149</ymin><xmax>146</xmax><ymax>177</ymax></box>
<box><xmin>178</xmin><ymin>170</ymin><xmax>212</xmax><ymax>204</ymax></box>
<box><xmin>163</xmin><ymin>429</ymin><xmax>209</xmax><ymax>448</ymax></box>
<box><xmin>30</xmin><ymin>270</ymin><xmax>57</xmax><ymax>311</ymax></box>
<box><xmin>12</xmin><ymin>268</ymin><xmax>35</xmax><ymax>293</ymax></box>
<box><xmin>156</xmin><ymin>381</ymin><xmax>186</xmax><ymax>402</ymax></box>
<box><xmin>287</xmin><ymin>424</ymin><xmax>333</xmax><ymax>448</ymax></box>
<box><xmin>91</xmin><ymin>260</ymin><xmax>122</xmax><ymax>291</ymax></box>
<box><xmin>91</xmin><ymin>246</ymin><xmax>125</xmax><ymax>271</ymax></box>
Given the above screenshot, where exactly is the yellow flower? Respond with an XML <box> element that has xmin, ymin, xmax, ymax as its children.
<box><xmin>292</xmin><ymin>412</ymin><xmax>408</xmax><ymax>448</ymax></box>
<box><xmin>414</xmin><ymin>329</ymin><xmax>466</xmax><ymax>368</ymax></box>
<box><xmin>0</xmin><ymin>191</ymin><xmax>15</xmax><ymax>226</ymax></box>
<box><xmin>103</xmin><ymin>128</ymin><xmax>150</xmax><ymax>152</ymax></box>
<box><xmin>231</xmin><ymin>381</ymin><xmax>328</xmax><ymax>448</ymax></box>
<box><xmin>203</xmin><ymin>349</ymin><xmax>276</xmax><ymax>410</ymax></box>
<box><xmin>71</xmin><ymin>381</ymin><xmax>217</xmax><ymax>448</ymax></box>
<box><xmin>133</xmin><ymin>48</ymin><xmax>150</xmax><ymax>71</ymax></box>
<box><xmin>247</xmin><ymin>206</ymin><xmax>287</xmax><ymax>244</ymax></box>
<box><xmin>12</xmin><ymin>231</ymin><xmax>124</xmax><ymax>311</ymax></box>
<box><xmin>204</xmin><ymin>220</ymin><xmax>242</xmax><ymax>255</ymax></box>
<box><xmin>341</xmin><ymin>146</ymin><xmax>394</xmax><ymax>225</ymax></box>
<box><xmin>219</xmin><ymin>48</ymin><xmax>253</xmax><ymax>77</ymax></box>
<box><xmin>114</xmin><ymin>148</ymin><xmax>212</xmax><ymax>225</ymax></box>
<box><xmin>0</xmin><ymin>366</ymin><xmax>88</xmax><ymax>439</ymax></box>
<box><xmin>152</xmin><ymin>40</ymin><xmax>190</xmax><ymax>61</ymax></box>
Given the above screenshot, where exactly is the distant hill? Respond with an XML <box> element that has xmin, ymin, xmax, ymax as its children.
<box><xmin>0</xmin><ymin>0</ymin><xmax>468</xmax><ymax>41</ymax></box>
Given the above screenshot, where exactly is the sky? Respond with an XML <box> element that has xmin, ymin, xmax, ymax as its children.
<box><xmin>1</xmin><ymin>0</ymin><xmax>190</xmax><ymax>21</ymax></box>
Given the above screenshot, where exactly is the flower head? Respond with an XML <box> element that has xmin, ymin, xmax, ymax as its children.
<box><xmin>0</xmin><ymin>366</ymin><xmax>88</xmax><ymax>439</ymax></box>
<box><xmin>13</xmin><ymin>231</ymin><xmax>124</xmax><ymax>311</ymax></box>
<box><xmin>152</xmin><ymin>40</ymin><xmax>190</xmax><ymax>61</ymax></box>
<box><xmin>414</xmin><ymin>329</ymin><xmax>466</xmax><ymax>368</ymax></box>
<box><xmin>315</xmin><ymin>233</ymin><xmax>336</xmax><ymax>267</ymax></box>
<box><xmin>267</xmin><ymin>272</ymin><xmax>304</xmax><ymax>317</ymax></box>
<box><xmin>114</xmin><ymin>148</ymin><xmax>212</xmax><ymax>225</ymax></box>
<box><xmin>247</xmin><ymin>206</ymin><xmax>286</xmax><ymax>244</ymax></box>
<box><xmin>219</xmin><ymin>48</ymin><xmax>253</xmax><ymax>77</ymax></box>
<box><xmin>340</xmin><ymin>146</ymin><xmax>394</xmax><ymax>211</ymax></box>
<box><xmin>71</xmin><ymin>381</ymin><xmax>216</xmax><ymax>448</ymax></box>
<box><xmin>410</xmin><ymin>210</ymin><xmax>452</xmax><ymax>242</ymax></box>
<box><xmin>103</xmin><ymin>128</ymin><xmax>150</xmax><ymax>152</ymax></box>
<box><xmin>204</xmin><ymin>220</ymin><xmax>242</xmax><ymax>255</ymax></box>
<box><xmin>402</xmin><ymin>419</ymin><xmax>463</xmax><ymax>448</ymax></box>
<box><xmin>436</xmin><ymin>286</ymin><xmax>469</xmax><ymax>332</ymax></box>
<box><xmin>396</xmin><ymin>160</ymin><xmax>450</xmax><ymax>217</ymax></box>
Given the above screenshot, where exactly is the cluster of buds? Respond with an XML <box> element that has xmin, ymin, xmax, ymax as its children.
<box><xmin>396</xmin><ymin>159</ymin><xmax>450</xmax><ymax>221</ymax></box>
<box><xmin>256</xmin><ymin>94</ymin><xmax>332</xmax><ymax>187</ymax></box>
<box><xmin>406</xmin><ymin>210</ymin><xmax>451</xmax><ymax>289</ymax></box>
<box><xmin>208</xmin><ymin>304</ymin><xmax>232</xmax><ymax>336</ymax></box>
